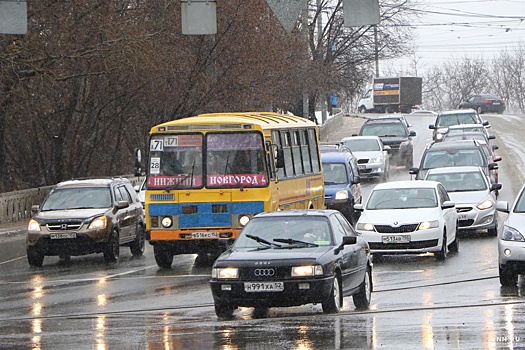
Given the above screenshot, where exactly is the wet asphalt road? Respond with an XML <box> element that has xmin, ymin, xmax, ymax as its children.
<box><xmin>1</xmin><ymin>113</ymin><xmax>525</xmax><ymax>349</ymax></box>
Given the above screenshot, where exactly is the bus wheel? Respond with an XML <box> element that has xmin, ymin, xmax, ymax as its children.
<box><xmin>154</xmin><ymin>244</ymin><xmax>173</xmax><ymax>268</ymax></box>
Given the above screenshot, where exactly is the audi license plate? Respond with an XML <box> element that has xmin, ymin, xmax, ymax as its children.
<box><xmin>50</xmin><ymin>232</ymin><xmax>76</xmax><ymax>239</ymax></box>
<box><xmin>382</xmin><ymin>235</ymin><xmax>410</xmax><ymax>244</ymax></box>
<box><xmin>244</xmin><ymin>282</ymin><xmax>284</xmax><ymax>292</ymax></box>
<box><xmin>191</xmin><ymin>232</ymin><xmax>219</xmax><ymax>238</ymax></box>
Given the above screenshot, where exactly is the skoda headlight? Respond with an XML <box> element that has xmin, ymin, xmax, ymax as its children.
<box><xmin>418</xmin><ymin>220</ymin><xmax>439</xmax><ymax>230</ymax></box>
<box><xmin>356</xmin><ymin>223</ymin><xmax>375</xmax><ymax>231</ymax></box>
<box><xmin>28</xmin><ymin>219</ymin><xmax>41</xmax><ymax>232</ymax></box>
<box><xmin>370</xmin><ymin>155</ymin><xmax>382</xmax><ymax>163</ymax></box>
<box><xmin>291</xmin><ymin>265</ymin><xmax>323</xmax><ymax>277</ymax></box>
<box><xmin>501</xmin><ymin>226</ymin><xmax>525</xmax><ymax>242</ymax></box>
<box><xmin>476</xmin><ymin>198</ymin><xmax>493</xmax><ymax>210</ymax></box>
<box><xmin>212</xmin><ymin>267</ymin><xmax>239</xmax><ymax>279</ymax></box>
<box><xmin>335</xmin><ymin>190</ymin><xmax>349</xmax><ymax>200</ymax></box>
<box><xmin>88</xmin><ymin>216</ymin><xmax>107</xmax><ymax>230</ymax></box>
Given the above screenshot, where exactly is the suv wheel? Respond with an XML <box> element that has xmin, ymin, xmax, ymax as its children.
<box><xmin>27</xmin><ymin>247</ymin><xmax>44</xmax><ymax>267</ymax></box>
<box><xmin>103</xmin><ymin>231</ymin><xmax>120</xmax><ymax>263</ymax></box>
<box><xmin>358</xmin><ymin>106</ymin><xmax>367</xmax><ymax>114</ymax></box>
<box><xmin>130</xmin><ymin>224</ymin><xmax>145</xmax><ymax>256</ymax></box>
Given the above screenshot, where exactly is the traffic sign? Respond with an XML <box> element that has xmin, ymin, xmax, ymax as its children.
<box><xmin>343</xmin><ymin>0</ymin><xmax>380</xmax><ymax>27</ymax></box>
<box><xmin>266</xmin><ymin>0</ymin><xmax>306</xmax><ymax>33</ymax></box>
<box><xmin>181</xmin><ymin>0</ymin><xmax>217</xmax><ymax>35</ymax></box>
<box><xmin>0</xmin><ymin>0</ymin><xmax>27</xmax><ymax>34</ymax></box>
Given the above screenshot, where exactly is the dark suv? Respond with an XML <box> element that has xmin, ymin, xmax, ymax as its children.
<box><xmin>26</xmin><ymin>178</ymin><xmax>145</xmax><ymax>267</ymax></box>
<box><xmin>429</xmin><ymin>109</ymin><xmax>489</xmax><ymax>142</ymax></box>
<box><xmin>410</xmin><ymin>140</ymin><xmax>499</xmax><ymax>182</ymax></box>
<box><xmin>358</xmin><ymin>118</ymin><xmax>416</xmax><ymax>168</ymax></box>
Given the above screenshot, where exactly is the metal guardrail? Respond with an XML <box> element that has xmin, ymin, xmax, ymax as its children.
<box><xmin>0</xmin><ymin>175</ymin><xmax>143</xmax><ymax>224</ymax></box>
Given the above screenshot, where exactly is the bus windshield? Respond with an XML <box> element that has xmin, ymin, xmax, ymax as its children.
<box><xmin>206</xmin><ymin>132</ymin><xmax>267</xmax><ymax>188</ymax></box>
<box><xmin>147</xmin><ymin>132</ymin><xmax>267</xmax><ymax>189</ymax></box>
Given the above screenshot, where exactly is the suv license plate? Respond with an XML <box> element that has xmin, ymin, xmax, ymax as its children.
<box><xmin>191</xmin><ymin>232</ymin><xmax>219</xmax><ymax>238</ymax></box>
<box><xmin>382</xmin><ymin>235</ymin><xmax>410</xmax><ymax>244</ymax></box>
<box><xmin>244</xmin><ymin>282</ymin><xmax>284</xmax><ymax>292</ymax></box>
<box><xmin>50</xmin><ymin>232</ymin><xmax>76</xmax><ymax>239</ymax></box>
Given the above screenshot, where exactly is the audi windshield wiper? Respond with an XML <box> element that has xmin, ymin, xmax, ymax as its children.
<box><xmin>246</xmin><ymin>234</ymin><xmax>281</xmax><ymax>248</ymax></box>
<box><xmin>273</xmin><ymin>238</ymin><xmax>318</xmax><ymax>247</ymax></box>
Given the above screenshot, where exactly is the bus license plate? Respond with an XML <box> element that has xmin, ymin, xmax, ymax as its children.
<box><xmin>244</xmin><ymin>282</ymin><xmax>284</xmax><ymax>292</ymax></box>
<box><xmin>50</xmin><ymin>232</ymin><xmax>76</xmax><ymax>239</ymax></box>
<box><xmin>191</xmin><ymin>232</ymin><xmax>219</xmax><ymax>238</ymax></box>
<box><xmin>382</xmin><ymin>235</ymin><xmax>410</xmax><ymax>244</ymax></box>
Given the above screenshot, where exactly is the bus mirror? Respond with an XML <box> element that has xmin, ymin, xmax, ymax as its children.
<box><xmin>275</xmin><ymin>148</ymin><xmax>285</xmax><ymax>168</ymax></box>
<box><xmin>134</xmin><ymin>148</ymin><xmax>142</xmax><ymax>176</ymax></box>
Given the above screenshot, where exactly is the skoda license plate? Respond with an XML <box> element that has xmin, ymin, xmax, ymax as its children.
<box><xmin>244</xmin><ymin>282</ymin><xmax>284</xmax><ymax>292</ymax></box>
<box><xmin>382</xmin><ymin>235</ymin><xmax>410</xmax><ymax>244</ymax></box>
<box><xmin>50</xmin><ymin>232</ymin><xmax>76</xmax><ymax>239</ymax></box>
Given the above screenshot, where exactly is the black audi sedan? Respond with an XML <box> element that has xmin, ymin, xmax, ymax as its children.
<box><xmin>209</xmin><ymin>209</ymin><xmax>372</xmax><ymax>319</ymax></box>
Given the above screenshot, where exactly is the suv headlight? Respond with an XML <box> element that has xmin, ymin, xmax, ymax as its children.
<box><xmin>88</xmin><ymin>216</ymin><xmax>107</xmax><ymax>230</ymax></box>
<box><xmin>501</xmin><ymin>226</ymin><xmax>525</xmax><ymax>241</ymax></box>
<box><xmin>370</xmin><ymin>155</ymin><xmax>382</xmax><ymax>163</ymax></box>
<box><xmin>28</xmin><ymin>219</ymin><xmax>41</xmax><ymax>232</ymax></box>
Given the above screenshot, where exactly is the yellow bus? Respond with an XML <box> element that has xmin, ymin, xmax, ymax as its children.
<box><xmin>143</xmin><ymin>112</ymin><xmax>324</xmax><ymax>267</ymax></box>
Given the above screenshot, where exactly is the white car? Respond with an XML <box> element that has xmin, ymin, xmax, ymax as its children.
<box><xmin>340</xmin><ymin>136</ymin><xmax>390</xmax><ymax>181</ymax></box>
<box><xmin>496</xmin><ymin>184</ymin><xmax>525</xmax><ymax>286</ymax></box>
<box><xmin>354</xmin><ymin>180</ymin><xmax>458</xmax><ymax>260</ymax></box>
<box><xmin>425</xmin><ymin>166</ymin><xmax>501</xmax><ymax>235</ymax></box>
<box><xmin>134</xmin><ymin>178</ymin><xmax>146</xmax><ymax>207</ymax></box>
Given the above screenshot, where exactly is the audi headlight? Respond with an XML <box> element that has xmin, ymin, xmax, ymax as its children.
<box><xmin>161</xmin><ymin>216</ymin><xmax>173</xmax><ymax>228</ymax></box>
<box><xmin>476</xmin><ymin>198</ymin><xmax>493</xmax><ymax>210</ymax></box>
<box><xmin>356</xmin><ymin>223</ymin><xmax>375</xmax><ymax>231</ymax></box>
<box><xmin>501</xmin><ymin>226</ymin><xmax>525</xmax><ymax>242</ymax></box>
<box><xmin>212</xmin><ymin>267</ymin><xmax>239</xmax><ymax>279</ymax></box>
<box><xmin>418</xmin><ymin>220</ymin><xmax>439</xmax><ymax>230</ymax></box>
<box><xmin>28</xmin><ymin>219</ymin><xmax>41</xmax><ymax>232</ymax></box>
<box><xmin>88</xmin><ymin>216</ymin><xmax>107</xmax><ymax>230</ymax></box>
<box><xmin>291</xmin><ymin>265</ymin><xmax>323</xmax><ymax>277</ymax></box>
<box><xmin>334</xmin><ymin>190</ymin><xmax>349</xmax><ymax>200</ymax></box>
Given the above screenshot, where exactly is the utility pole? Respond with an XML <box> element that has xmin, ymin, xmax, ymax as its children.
<box><xmin>318</xmin><ymin>0</ymin><xmax>327</xmax><ymax>124</ymax></box>
<box><xmin>374</xmin><ymin>25</ymin><xmax>379</xmax><ymax>77</ymax></box>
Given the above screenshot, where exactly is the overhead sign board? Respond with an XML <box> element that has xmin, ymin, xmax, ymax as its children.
<box><xmin>343</xmin><ymin>0</ymin><xmax>380</xmax><ymax>27</ymax></box>
<box><xmin>0</xmin><ymin>0</ymin><xmax>27</xmax><ymax>34</ymax></box>
<box><xmin>181</xmin><ymin>0</ymin><xmax>217</xmax><ymax>35</ymax></box>
<box><xmin>266</xmin><ymin>0</ymin><xmax>306</xmax><ymax>33</ymax></box>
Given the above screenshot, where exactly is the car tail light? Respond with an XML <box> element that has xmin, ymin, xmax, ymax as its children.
<box><xmin>484</xmin><ymin>99</ymin><xmax>492</xmax><ymax>105</ymax></box>
<box><xmin>501</xmin><ymin>99</ymin><xmax>506</xmax><ymax>104</ymax></box>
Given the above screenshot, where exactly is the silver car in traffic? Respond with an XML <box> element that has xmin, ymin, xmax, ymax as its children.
<box><xmin>496</xmin><ymin>184</ymin><xmax>525</xmax><ymax>286</ymax></box>
<box><xmin>425</xmin><ymin>166</ymin><xmax>501</xmax><ymax>235</ymax></box>
<box><xmin>341</xmin><ymin>136</ymin><xmax>390</xmax><ymax>181</ymax></box>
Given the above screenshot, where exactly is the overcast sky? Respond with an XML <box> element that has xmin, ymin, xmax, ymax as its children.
<box><xmin>386</xmin><ymin>0</ymin><xmax>525</xmax><ymax>74</ymax></box>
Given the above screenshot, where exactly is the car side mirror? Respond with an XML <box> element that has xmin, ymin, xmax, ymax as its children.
<box><xmin>116</xmin><ymin>200</ymin><xmax>130</xmax><ymax>210</ymax></box>
<box><xmin>488</xmin><ymin>162</ymin><xmax>498</xmax><ymax>170</ymax></box>
<box><xmin>31</xmin><ymin>205</ymin><xmax>40</xmax><ymax>215</ymax></box>
<box><xmin>488</xmin><ymin>135</ymin><xmax>496</xmax><ymax>140</ymax></box>
<box><xmin>493</xmin><ymin>156</ymin><xmax>502</xmax><ymax>162</ymax></box>
<box><xmin>354</xmin><ymin>204</ymin><xmax>363</xmax><ymax>211</ymax></box>
<box><xmin>353</xmin><ymin>175</ymin><xmax>361</xmax><ymax>184</ymax></box>
<box><xmin>491</xmin><ymin>183</ymin><xmax>502</xmax><ymax>192</ymax></box>
<box><xmin>442</xmin><ymin>200</ymin><xmax>455</xmax><ymax>209</ymax></box>
<box><xmin>335</xmin><ymin>235</ymin><xmax>358</xmax><ymax>254</ymax></box>
<box><xmin>429</xmin><ymin>124</ymin><xmax>436</xmax><ymax>129</ymax></box>
<box><xmin>384</xmin><ymin>145</ymin><xmax>391</xmax><ymax>151</ymax></box>
<box><xmin>496</xmin><ymin>201</ymin><xmax>510</xmax><ymax>213</ymax></box>
<box><xmin>409</xmin><ymin>167</ymin><xmax>419</xmax><ymax>175</ymax></box>
<box><xmin>482</xmin><ymin>120</ymin><xmax>490</xmax><ymax>126</ymax></box>
<box><xmin>409</xmin><ymin>130</ymin><xmax>416</xmax><ymax>137</ymax></box>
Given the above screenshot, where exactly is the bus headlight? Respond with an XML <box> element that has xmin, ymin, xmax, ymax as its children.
<box><xmin>161</xmin><ymin>216</ymin><xmax>173</xmax><ymax>228</ymax></box>
<box><xmin>239</xmin><ymin>215</ymin><xmax>251</xmax><ymax>226</ymax></box>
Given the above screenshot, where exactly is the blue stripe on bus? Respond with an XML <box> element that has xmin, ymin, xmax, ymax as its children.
<box><xmin>149</xmin><ymin>201</ymin><xmax>264</xmax><ymax>228</ymax></box>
